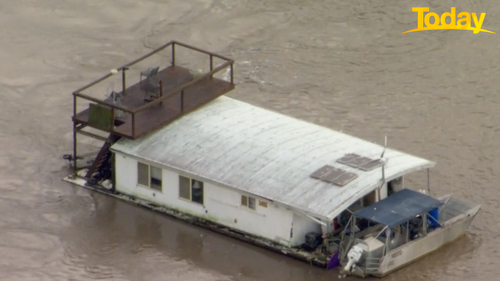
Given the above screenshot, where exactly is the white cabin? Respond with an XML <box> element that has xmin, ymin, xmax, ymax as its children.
<box><xmin>109</xmin><ymin>96</ymin><xmax>435</xmax><ymax>247</ymax></box>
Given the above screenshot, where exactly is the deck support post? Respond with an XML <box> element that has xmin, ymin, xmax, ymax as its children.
<box><xmin>121</xmin><ymin>67</ymin><xmax>129</xmax><ymax>95</ymax></box>
<box><xmin>171</xmin><ymin>44</ymin><xmax>176</xmax><ymax>66</ymax></box>
<box><xmin>72</xmin><ymin>94</ymin><xmax>78</xmax><ymax>176</ymax></box>
<box><xmin>427</xmin><ymin>168</ymin><xmax>430</xmax><ymax>195</ymax></box>
<box><xmin>210</xmin><ymin>55</ymin><xmax>213</xmax><ymax>78</ymax></box>
<box><xmin>230</xmin><ymin>63</ymin><xmax>234</xmax><ymax>84</ymax></box>
<box><xmin>73</xmin><ymin>124</ymin><xmax>77</xmax><ymax>176</ymax></box>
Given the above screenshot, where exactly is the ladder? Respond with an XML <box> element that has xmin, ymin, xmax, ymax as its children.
<box><xmin>85</xmin><ymin>134</ymin><xmax>121</xmax><ymax>180</ymax></box>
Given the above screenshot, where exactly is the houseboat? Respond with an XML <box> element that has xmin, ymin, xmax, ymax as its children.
<box><xmin>62</xmin><ymin>41</ymin><xmax>479</xmax><ymax>272</ymax></box>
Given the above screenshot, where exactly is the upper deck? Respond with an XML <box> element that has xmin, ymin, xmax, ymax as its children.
<box><xmin>72</xmin><ymin>41</ymin><xmax>235</xmax><ymax>140</ymax></box>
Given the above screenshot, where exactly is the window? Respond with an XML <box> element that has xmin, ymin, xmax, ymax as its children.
<box><xmin>137</xmin><ymin>162</ymin><xmax>162</xmax><ymax>191</ymax></box>
<box><xmin>179</xmin><ymin>175</ymin><xmax>204</xmax><ymax>205</ymax></box>
<box><xmin>241</xmin><ymin>195</ymin><xmax>256</xmax><ymax>210</ymax></box>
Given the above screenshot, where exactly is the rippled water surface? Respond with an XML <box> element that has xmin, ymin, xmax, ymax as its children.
<box><xmin>1</xmin><ymin>0</ymin><xmax>499</xmax><ymax>280</ymax></box>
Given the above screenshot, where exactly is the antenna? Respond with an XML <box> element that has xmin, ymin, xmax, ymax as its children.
<box><xmin>380</xmin><ymin>135</ymin><xmax>387</xmax><ymax>158</ymax></box>
<box><xmin>377</xmin><ymin>135</ymin><xmax>388</xmax><ymax>198</ymax></box>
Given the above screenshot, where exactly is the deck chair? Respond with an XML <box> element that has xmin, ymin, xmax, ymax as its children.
<box><xmin>140</xmin><ymin>66</ymin><xmax>159</xmax><ymax>83</ymax></box>
<box><xmin>142</xmin><ymin>81</ymin><xmax>161</xmax><ymax>102</ymax></box>
<box><xmin>140</xmin><ymin>66</ymin><xmax>161</xmax><ymax>102</ymax></box>
<box><xmin>104</xmin><ymin>90</ymin><xmax>126</xmax><ymax>118</ymax></box>
<box><xmin>104</xmin><ymin>90</ymin><xmax>123</xmax><ymax>104</ymax></box>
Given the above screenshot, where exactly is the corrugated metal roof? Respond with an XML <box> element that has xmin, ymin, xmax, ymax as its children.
<box><xmin>111</xmin><ymin>96</ymin><xmax>435</xmax><ymax>221</ymax></box>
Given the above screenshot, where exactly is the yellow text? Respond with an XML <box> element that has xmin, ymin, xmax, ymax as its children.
<box><xmin>403</xmin><ymin>7</ymin><xmax>494</xmax><ymax>34</ymax></box>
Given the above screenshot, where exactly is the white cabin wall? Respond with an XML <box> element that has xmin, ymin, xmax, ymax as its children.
<box><xmin>291</xmin><ymin>213</ymin><xmax>322</xmax><ymax>247</ymax></box>
<box><xmin>114</xmin><ymin>153</ymin><xmax>137</xmax><ymax>189</ymax></box>
<box><xmin>205</xmin><ymin>182</ymin><xmax>293</xmax><ymax>246</ymax></box>
<box><xmin>114</xmin><ymin>153</ymin><xmax>213</xmax><ymax>226</ymax></box>
<box><xmin>113</xmin><ymin>152</ymin><xmax>293</xmax><ymax>246</ymax></box>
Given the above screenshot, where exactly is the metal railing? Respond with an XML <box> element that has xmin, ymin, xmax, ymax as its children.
<box><xmin>72</xmin><ymin>40</ymin><xmax>234</xmax><ymax>139</ymax></box>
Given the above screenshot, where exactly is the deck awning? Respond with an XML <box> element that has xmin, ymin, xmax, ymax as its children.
<box><xmin>354</xmin><ymin>189</ymin><xmax>442</xmax><ymax>227</ymax></box>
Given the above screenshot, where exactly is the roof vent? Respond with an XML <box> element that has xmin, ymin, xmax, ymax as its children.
<box><xmin>310</xmin><ymin>165</ymin><xmax>358</xmax><ymax>187</ymax></box>
<box><xmin>337</xmin><ymin>153</ymin><xmax>383</xmax><ymax>171</ymax></box>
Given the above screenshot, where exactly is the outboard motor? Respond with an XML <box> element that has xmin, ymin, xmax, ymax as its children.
<box><xmin>344</xmin><ymin>244</ymin><xmax>364</xmax><ymax>272</ymax></box>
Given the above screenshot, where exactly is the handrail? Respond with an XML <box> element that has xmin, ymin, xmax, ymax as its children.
<box><xmin>72</xmin><ymin>40</ymin><xmax>234</xmax><ymax>139</ymax></box>
<box><xmin>171</xmin><ymin>40</ymin><xmax>234</xmax><ymax>62</ymax></box>
<box><xmin>73</xmin><ymin>92</ymin><xmax>134</xmax><ymax>114</ymax></box>
<box><xmin>73</xmin><ymin>41</ymin><xmax>174</xmax><ymax>94</ymax></box>
<box><xmin>119</xmin><ymin>41</ymin><xmax>174</xmax><ymax>70</ymax></box>
<box><xmin>71</xmin><ymin>40</ymin><xmax>232</xmax><ymax>107</ymax></box>
<box><xmin>71</xmin><ymin>40</ymin><xmax>232</xmax><ymax>96</ymax></box>
<box><xmin>72</xmin><ymin>73</ymin><xmax>115</xmax><ymax>95</ymax></box>
<box><xmin>132</xmin><ymin>60</ymin><xmax>233</xmax><ymax>113</ymax></box>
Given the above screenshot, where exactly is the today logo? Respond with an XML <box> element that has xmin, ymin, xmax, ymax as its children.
<box><xmin>403</xmin><ymin>7</ymin><xmax>495</xmax><ymax>34</ymax></box>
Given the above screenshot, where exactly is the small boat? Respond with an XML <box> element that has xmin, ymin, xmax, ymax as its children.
<box><xmin>338</xmin><ymin>188</ymin><xmax>480</xmax><ymax>278</ymax></box>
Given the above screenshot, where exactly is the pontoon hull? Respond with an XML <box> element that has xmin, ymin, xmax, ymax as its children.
<box><xmin>63</xmin><ymin>174</ymin><xmax>332</xmax><ymax>268</ymax></box>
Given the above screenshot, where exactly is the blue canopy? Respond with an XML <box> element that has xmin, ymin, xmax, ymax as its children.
<box><xmin>354</xmin><ymin>189</ymin><xmax>442</xmax><ymax>227</ymax></box>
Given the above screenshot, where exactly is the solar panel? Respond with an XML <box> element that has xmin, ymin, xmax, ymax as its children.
<box><xmin>310</xmin><ymin>165</ymin><xmax>358</xmax><ymax>187</ymax></box>
<box><xmin>310</xmin><ymin>165</ymin><xmax>335</xmax><ymax>180</ymax></box>
<box><xmin>337</xmin><ymin>153</ymin><xmax>383</xmax><ymax>171</ymax></box>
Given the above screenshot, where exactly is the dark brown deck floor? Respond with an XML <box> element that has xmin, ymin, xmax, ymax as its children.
<box><xmin>74</xmin><ymin>66</ymin><xmax>234</xmax><ymax>139</ymax></box>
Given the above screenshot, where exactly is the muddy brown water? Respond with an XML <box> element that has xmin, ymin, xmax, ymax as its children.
<box><xmin>1</xmin><ymin>0</ymin><xmax>499</xmax><ymax>280</ymax></box>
